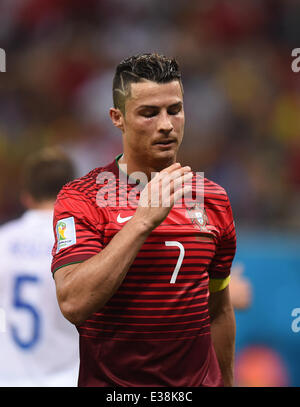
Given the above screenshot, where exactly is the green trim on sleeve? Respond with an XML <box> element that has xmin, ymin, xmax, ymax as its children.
<box><xmin>209</xmin><ymin>275</ymin><xmax>231</xmax><ymax>293</ymax></box>
<box><xmin>52</xmin><ymin>261</ymin><xmax>83</xmax><ymax>278</ymax></box>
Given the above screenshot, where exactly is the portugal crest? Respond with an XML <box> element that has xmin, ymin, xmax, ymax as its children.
<box><xmin>187</xmin><ymin>205</ymin><xmax>209</xmax><ymax>231</ymax></box>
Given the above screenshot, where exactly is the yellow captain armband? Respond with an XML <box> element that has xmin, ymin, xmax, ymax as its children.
<box><xmin>209</xmin><ymin>275</ymin><xmax>231</xmax><ymax>293</ymax></box>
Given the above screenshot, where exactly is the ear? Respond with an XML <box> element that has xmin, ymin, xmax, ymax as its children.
<box><xmin>109</xmin><ymin>108</ymin><xmax>124</xmax><ymax>131</ymax></box>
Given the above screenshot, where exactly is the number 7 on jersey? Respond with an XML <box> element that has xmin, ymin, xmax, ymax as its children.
<box><xmin>165</xmin><ymin>241</ymin><xmax>185</xmax><ymax>284</ymax></box>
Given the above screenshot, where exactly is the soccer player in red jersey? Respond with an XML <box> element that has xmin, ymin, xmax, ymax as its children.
<box><xmin>52</xmin><ymin>54</ymin><xmax>237</xmax><ymax>387</ymax></box>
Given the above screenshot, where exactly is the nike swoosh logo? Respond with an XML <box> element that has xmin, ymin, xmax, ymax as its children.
<box><xmin>117</xmin><ymin>214</ymin><xmax>133</xmax><ymax>223</ymax></box>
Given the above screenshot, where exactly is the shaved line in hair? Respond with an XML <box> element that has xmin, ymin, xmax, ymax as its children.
<box><xmin>112</xmin><ymin>53</ymin><xmax>183</xmax><ymax>115</ymax></box>
<box><xmin>113</xmin><ymin>71</ymin><xmax>141</xmax><ymax>114</ymax></box>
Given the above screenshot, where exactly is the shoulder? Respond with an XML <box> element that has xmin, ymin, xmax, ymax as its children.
<box><xmin>201</xmin><ymin>176</ymin><xmax>231</xmax><ymax>207</ymax></box>
<box><xmin>54</xmin><ymin>162</ymin><xmax>115</xmax><ymax>220</ymax></box>
<box><xmin>57</xmin><ymin>162</ymin><xmax>114</xmax><ymax>205</ymax></box>
<box><xmin>203</xmin><ymin>177</ymin><xmax>228</xmax><ymax>198</ymax></box>
<box><xmin>202</xmin><ymin>177</ymin><xmax>235</xmax><ymax>230</ymax></box>
<box><xmin>59</xmin><ymin>166</ymin><xmax>103</xmax><ymax>198</ymax></box>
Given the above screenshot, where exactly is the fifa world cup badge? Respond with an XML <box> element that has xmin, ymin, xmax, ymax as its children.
<box><xmin>187</xmin><ymin>205</ymin><xmax>209</xmax><ymax>232</ymax></box>
<box><xmin>56</xmin><ymin>217</ymin><xmax>76</xmax><ymax>253</ymax></box>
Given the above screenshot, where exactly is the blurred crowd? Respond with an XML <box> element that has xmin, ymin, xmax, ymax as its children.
<box><xmin>0</xmin><ymin>0</ymin><xmax>300</xmax><ymax>229</ymax></box>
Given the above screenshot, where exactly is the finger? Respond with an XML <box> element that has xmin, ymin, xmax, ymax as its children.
<box><xmin>160</xmin><ymin>171</ymin><xmax>193</xmax><ymax>208</ymax></box>
<box><xmin>170</xmin><ymin>165</ymin><xmax>191</xmax><ymax>177</ymax></box>
<box><xmin>160</xmin><ymin>167</ymin><xmax>192</xmax><ymax>187</ymax></box>
<box><xmin>160</xmin><ymin>162</ymin><xmax>182</xmax><ymax>175</ymax></box>
<box><xmin>147</xmin><ymin>172</ymin><xmax>191</xmax><ymax>209</ymax></box>
<box><xmin>152</xmin><ymin>166</ymin><xmax>191</xmax><ymax>189</ymax></box>
<box><xmin>172</xmin><ymin>184</ymin><xmax>193</xmax><ymax>206</ymax></box>
<box><xmin>173</xmin><ymin>171</ymin><xmax>193</xmax><ymax>190</ymax></box>
<box><xmin>162</xmin><ymin>170</ymin><xmax>193</xmax><ymax>194</ymax></box>
<box><xmin>150</xmin><ymin>166</ymin><xmax>178</xmax><ymax>183</ymax></box>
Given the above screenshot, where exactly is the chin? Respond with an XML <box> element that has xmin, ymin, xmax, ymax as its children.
<box><xmin>152</xmin><ymin>149</ymin><xmax>177</xmax><ymax>167</ymax></box>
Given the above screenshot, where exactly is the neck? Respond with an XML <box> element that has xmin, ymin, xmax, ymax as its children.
<box><xmin>118</xmin><ymin>153</ymin><xmax>176</xmax><ymax>181</ymax></box>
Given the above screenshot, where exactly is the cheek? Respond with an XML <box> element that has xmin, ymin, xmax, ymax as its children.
<box><xmin>132</xmin><ymin>118</ymin><xmax>156</xmax><ymax>137</ymax></box>
<box><xmin>173</xmin><ymin>114</ymin><xmax>185</xmax><ymax>133</ymax></box>
<box><xmin>125</xmin><ymin>119</ymin><xmax>155</xmax><ymax>148</ymax></box>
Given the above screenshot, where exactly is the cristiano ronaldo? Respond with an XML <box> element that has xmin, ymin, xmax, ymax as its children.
<box><xmin>52</xmin><ymin>53</ymin><xmax>236</xmax><ymax>387</ymax></box>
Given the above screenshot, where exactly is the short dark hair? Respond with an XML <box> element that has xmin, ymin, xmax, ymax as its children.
<box><xmin>22</xmin><ymin>146</ymin><xmax>75</xmax><ymax>202</ymax></box>
<box><xmin>112</xmin><ymin>53</ymin><xmax>183</xmax><ymax>113</ymax></box>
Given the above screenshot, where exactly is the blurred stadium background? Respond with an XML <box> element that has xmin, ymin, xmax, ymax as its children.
<box><xmin>0</xmin><ymin>0</ymin><xmax>299</xmax><ymax>386</ymax></box>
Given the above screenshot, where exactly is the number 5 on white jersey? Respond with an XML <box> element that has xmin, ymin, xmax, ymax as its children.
<box><xmin>165</xmin><ymin>241</ymin><xmax>185</xmax><ymax>284</ymax></box>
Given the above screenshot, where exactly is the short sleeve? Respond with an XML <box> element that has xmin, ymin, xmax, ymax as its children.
<box><xmin>208</xmin><ymin>195</ymin><xmax>236</xmax><ymax>293</ymax></box>
<box><xmin>51</xmin><ymin>186</ymin><xmax>105</xmax><ymax>275</ymax></box>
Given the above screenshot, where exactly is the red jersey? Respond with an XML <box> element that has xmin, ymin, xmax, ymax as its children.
<box><xmin>51</xmin><ymin>155</ymin><xmax>236</xmax><ymax>387</ymax></box>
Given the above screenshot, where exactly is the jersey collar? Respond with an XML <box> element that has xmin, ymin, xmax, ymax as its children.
<box><xmin>111</xmin><ymin>153</ymin><xmax>145</xmax><ymax>186</ymax></box>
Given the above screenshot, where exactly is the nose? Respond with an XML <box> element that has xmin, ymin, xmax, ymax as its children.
<box><xmin>158</xmin><ymin>111</ymin><xmax>173</xmax><ymax>134</ymax></box>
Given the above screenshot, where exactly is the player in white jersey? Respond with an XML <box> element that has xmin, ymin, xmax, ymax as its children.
<box><xmin>0</xmin><ymin>147</ymin><xmax>80</xmax><ymax>387</ymax></box>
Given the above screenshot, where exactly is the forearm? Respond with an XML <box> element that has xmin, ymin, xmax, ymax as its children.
<box><xmin>55</xmin><ymin>164</ymin><xmax>193</xmax><ymax>325</ymax></box>
<box><xmin>56</xmin><ymin>216</ymin><xmax>152</xmax><ymax>325</ymax></box>
<box><xmin>210</xmin><ymin>304</ymin><xmax>236</xmax><ymax>387</ymax></box>
<box><xmin>208</xmin><ymin>286</ymin><xmax>236</xmax><ymax>387</ymax></box>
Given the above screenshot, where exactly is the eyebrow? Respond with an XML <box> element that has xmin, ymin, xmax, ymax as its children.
<box><xmin>137</xmin><ymin>101</ymin><xmax>183</xmax><ymax>110</ymax></box>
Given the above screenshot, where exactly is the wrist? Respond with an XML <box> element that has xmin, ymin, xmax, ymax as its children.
<box><xmin>129</xmin><ymin>214</ymin><xmax>156</xmax><ymax>235</ymax></box>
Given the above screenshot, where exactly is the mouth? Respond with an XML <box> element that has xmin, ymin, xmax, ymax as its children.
<box><xmin>153</xmin><ymin>139</ymin><xmax>177</xmax><ymax>148</ymax></box>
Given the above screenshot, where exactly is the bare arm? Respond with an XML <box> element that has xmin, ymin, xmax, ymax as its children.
<box><xmin>208</xmin><ymin>285</ymin><xmax>236</xmax><ymax>387</ymax></box>
<box><xmin>54</xmin><ymin>163</ymin><xmax>192</xmax><ymax>326</ymax></box>
<box><xmin>54</xmin><ymin>218</ymin><xmax>152</xmax><ymax>325</ymax></box>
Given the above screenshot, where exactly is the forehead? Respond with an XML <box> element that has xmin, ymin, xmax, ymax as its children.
<box><xmin>127</xmin><ymin>80</ymin><xmax>183</xmax><ymax>108</ymax></box>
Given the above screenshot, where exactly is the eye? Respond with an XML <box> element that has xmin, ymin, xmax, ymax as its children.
<box><xmin>140</xmin><ymin>110</ymin><xmax>158</xmax><ymax>118</ymax></box>
<box><xmin>168</xmin><ymin>105</ymin><xmax>182</xmax><ymax>115</ymax></box>
<box><xmin>142</xmin><ymin>112</ymin><xmax>157</xmax><ymax>118</ymax></box>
